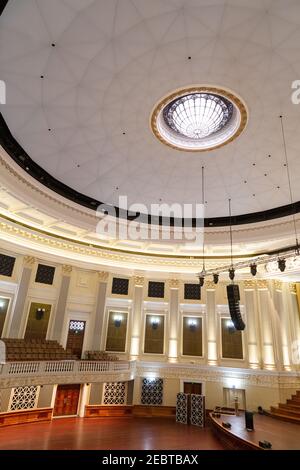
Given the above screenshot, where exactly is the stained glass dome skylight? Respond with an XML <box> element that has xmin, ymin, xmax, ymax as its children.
<box><xmin>151</xmin><ymin>86</ymin><xmax>248</xmax><ymax>152</ymax></box>
<box><xmin>163</xmin><ymin>93</ymin><xmax>233</xmax><ymax>139</ymax></box>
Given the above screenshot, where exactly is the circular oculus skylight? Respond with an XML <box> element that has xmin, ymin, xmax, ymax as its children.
<box><xmin>151</xmin><ymin>87</ymin><xmax>248</xmax><ymax>152</ymax></box>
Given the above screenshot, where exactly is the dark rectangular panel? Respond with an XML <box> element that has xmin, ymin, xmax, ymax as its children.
<box><xmin>24</xmin><ymin>303</ymin><xmax>51</xmax><ymax>340</ymax></box>
<box><xmin>148</xmin><ymin>281</ymin><xmax>164</xmax><ymax>298</ymax></box>
<box><xmin>35</xmin><ymin>264</ymin><xmax>55</xmax><ymax>285</ymax></box>
<box><xmin>144</xmin><ymin>315</ymin><xmax>164</xmax><ymax>354</ymax></box>
<box><xmin>0</xmin><ymin>254</ymin><xmax>15</xmax><ymax>277</ymax></box>
<box><xmin>182</xmin><ymin>317</ymin><xmax>203</xmax><ymax>356</ymax></box>
<box><xmin>0</xmin><ymin>297</ymin><xmax>10</xmax><ymax>337</ymax></box>
<box><xmin>106</xmin><ymin>311</ymin><xmax>128</xmax><ymax>352</ymax></box>
<box><xmin>184</xmin><ymin>283</ymin><xmax>201</xmax><ymax>300</ymax></box>
<box><xmin>112</xmin><ymin>277</ymin><xmax>129</xmax><ymax>295</ymax></box>
<box><xmin>221</xmin><ymin>318</ymin><xmax>243</xmax><ymax>359</ymax></box>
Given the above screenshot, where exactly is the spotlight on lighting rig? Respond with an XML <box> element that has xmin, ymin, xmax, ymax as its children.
<box><xmin>229</xmin><ymin>268</ymin><xmax>235</xmax><ymax>281</ymax></box>
<box><xmin>250</xmin><ymin>263</ymin><xmax>257</xmax><ymax>276</ymax></box>
<box><xmin>278</xmin><ymin>258</ymin><xmax>286</xmax><ymax>272</ymax></box>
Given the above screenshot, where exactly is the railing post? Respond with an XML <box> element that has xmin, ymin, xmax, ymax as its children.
<box><xmin>39</xmin><ymin>361</ymin><xmax>46</xmax><ymax>376</ymax></box>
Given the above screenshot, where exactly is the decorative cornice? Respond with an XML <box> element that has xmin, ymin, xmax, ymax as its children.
<box><xmin>1</xmin><ymin>151</ymin><xmax>300</xmax><ymax>233</ymax></box>
<box><xmin>136</xmin><ymin>363</ymin><xmax>300</xmax><ymax>389</ymax></box>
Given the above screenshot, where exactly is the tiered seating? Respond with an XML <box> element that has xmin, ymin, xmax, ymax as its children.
<box><xmin>270</xmin><ymin>390</ymin><xmax>300</xmax><ymax>424</ymax></box>
<box><xmin>84</xmin><ymin>350</ymin><xmax>119</xmax><ymax>361</ymax></box>
<box><xmin>2</xmin><ymin>338</ymin><xmax>77</xmax><ymax>361</ymax></box>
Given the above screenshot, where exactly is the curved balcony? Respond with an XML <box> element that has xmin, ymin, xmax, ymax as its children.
<box><xmin>0</xmin><ymin>360</ymin><xmax>136</xmax><ymax>388</ymax></box>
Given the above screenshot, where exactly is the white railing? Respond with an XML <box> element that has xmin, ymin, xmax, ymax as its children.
<box><xmin>7</xmin><ymin>362</ymin><xmax>40</xmax><ymax>375</ymax></box>
<box><xmin>44</xmin><ymin>361</ymin><xmax>75</xmax><ymax>374</ymax></box>
<box><xmin>0</xmin><ymin>360</ymin><xmax>134</xmax><ymax>379</ymax></box>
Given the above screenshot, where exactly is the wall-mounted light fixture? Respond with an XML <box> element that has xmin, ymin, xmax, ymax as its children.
<box><xmin>187</xmin><ymin>318</ymin><xmax>198</xmax><ymax>331</ymax></box>
<box><xmin>36</xmin><ymin>308</ymin><xmax>46</xmax><ymax>320</ymax></box>
<box><xmin>150</xmin><ymin>316</ymin><xmax>160</xmax><ymax>330</ymax></box>
<box><xmin>226</xmin><ymin>319</ymin><xmax>235</xmax><ymax>333</ymax></box>
<box><xmin>113</xmin><ymin>314</ymin><xmax>123</xmax><ymax>328</ymax></box>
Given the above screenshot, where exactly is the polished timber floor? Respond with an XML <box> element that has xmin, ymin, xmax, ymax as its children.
<box><xmin>0</xmin><ymin>417</ymin><xmax>224</xmax><ymax>450</ymax></box>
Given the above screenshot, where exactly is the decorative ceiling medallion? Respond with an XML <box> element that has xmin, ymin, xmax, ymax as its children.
<box><xmin>150</xmin><ymin>86</ymin><xmax>248</xmax><ymax>152</ymax></box>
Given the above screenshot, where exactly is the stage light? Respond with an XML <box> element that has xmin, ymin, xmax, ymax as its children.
<box><xmin>229</xmin><ymin>268</ymin><xmax>235</xmax><ymax>280</ymax></box>
<box><xmin>250</xmin><ymin>263</ymin><xmax>257</xmax><ymax>276</ymax></box>
<box><xmin>278</xmin><ymin>258</ymin><xmax>286</xmax><ymax>272</ymax></box>
<box><xmin>213</xmin><ymin>273</ymin><xmax>219</xmax><ymax>284</ymax></box>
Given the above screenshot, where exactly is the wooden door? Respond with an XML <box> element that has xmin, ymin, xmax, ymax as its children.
<box><xmin>53</xmin><ymin>384</ymin><xmax>81</xmax><ymax>417</ymax></box>
<box><xmin>66</xmin><ymin>320</ymin><xmax>86</xmax><ymax>359</ymax></box>
<box><xmin>184</xmin><ymin>382</ymin><xmax>202</xmax><ymax>395</ymax></box>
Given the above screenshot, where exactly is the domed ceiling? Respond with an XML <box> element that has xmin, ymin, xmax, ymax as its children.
<box><xmin>1</xmin><ymin>0</ymin><xmax>300</xmax><ymax>222</ymax></box>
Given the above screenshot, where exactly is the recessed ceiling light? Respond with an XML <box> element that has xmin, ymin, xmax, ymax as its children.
<box><xmin>151</xmin><ymin>86</ymin><xmax>248</xmax><ymax>152</ymax></box>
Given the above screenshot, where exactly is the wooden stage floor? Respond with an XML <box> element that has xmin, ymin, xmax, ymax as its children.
<box><xmin>0</xmin><ymin>417</ymin><xmax>224</xmax><ymax>450</ymax></box>
<box><xmin>211</xmin><ymin>413</ymin><xmax>300</xmax><ymax>450</ymax></box>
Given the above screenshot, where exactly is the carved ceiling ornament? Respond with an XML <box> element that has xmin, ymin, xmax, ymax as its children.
<box><xmin>133</xmin><ymin>276</ymin><xmax>145</xmax><ymax>287</ymax></box>
<box><xmin>23</xmin><ymin>256</ymin><xmax>35</xmax><ymax>267</ymax></box>
<box><xmin>243</xmin><ymin>280</ymin><xmax>256</xmax><ymax>290</ymax></box>
<box><xmin>62</xmin><ymin>265</ymin><xmax>72</xmax><ymax>275</ymax></box>
<box><xmin>289</xmin><ymin>283</ymin><xmax>297</xmax><ymax>294</ymax></box>
<box><xmin>168</xmin><ymin>279</ymin><xmax>180</xmax><ymax>289</ymax></box>
<box><xmin>257</xmin><ymin>280</ymin><xmax>268</xmax><ymax>290</ymax></box>
<box><xmin>98</xmin><ymin>271</ymin><xmax>109</xmax><ymax>282</ymax></box>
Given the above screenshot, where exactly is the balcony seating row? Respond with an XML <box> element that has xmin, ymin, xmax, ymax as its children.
<box><xmin>2</xmin><ymin>338</ymin><xmax>77</xmax><ymax>361</ymax></box>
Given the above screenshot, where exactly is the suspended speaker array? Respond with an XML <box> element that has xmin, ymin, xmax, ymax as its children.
<box><xmin>226</xmin><ymin>284</ymin><xmax>245</xmax><ymax>331</ymax></box>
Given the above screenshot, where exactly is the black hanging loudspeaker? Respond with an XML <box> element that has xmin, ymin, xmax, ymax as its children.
<box><xmin>226</xmin><ymin>284</ymin><xmax>245</xmax><ymax>331</ymax></box>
